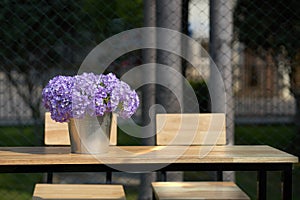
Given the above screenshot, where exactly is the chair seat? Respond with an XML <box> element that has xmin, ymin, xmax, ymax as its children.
<box><xmin>152</xmin><ymin>182</ymin><xmax>250</xmax><ymax>200</ymax></box>
<box><xmin>32</xmin><ymin>184</ymin><xmax>126</xmax><ymax>200</ymax></box>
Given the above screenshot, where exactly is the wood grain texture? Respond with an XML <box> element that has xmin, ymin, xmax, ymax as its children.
<box><xmin>156</xmin><ymin>113</ymin><xmax>226</xmax><ymax>145</ymax></box>
<box><xmin>152</xmin><ymin>182</ymin><xmax>250</xmax><ymax>200</ymax></box>
<box><xmin>32</xmin><ymin>184</ymin><xmax>126</xmax><ymax>200</ymax></box>
<box><xmin>44</xmin><ymin>112</ymin><xmax>69</xmax><ymax>145</ymax></box>
<box><xmin>0</xmin><ymin>146</ymin><xmax>297</xmax><ymax>166</ymax></box>
<box><xmin>44</xmin><ymin>112</ymin><xmax>117</xmax><ymax>146</ymax></box>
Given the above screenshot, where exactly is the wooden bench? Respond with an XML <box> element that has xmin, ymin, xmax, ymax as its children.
<box><xmin>152</xmin><ymin>182</ymin><xmax>250</xmax><ymax>200</ymax></box>
<box><xmin>32</xmin><ymin>113</ymin><xmax>125</xmax><ymax>200</ymax></box>
<box><xmin>32</xmin><ymin>184</ymin><xmax>126</xmax><ymax>200</ymax></box>
<box><xmin>151</xmin><ymin>113</ymin><xmax>250</xmax><ymax>200</ymax></box>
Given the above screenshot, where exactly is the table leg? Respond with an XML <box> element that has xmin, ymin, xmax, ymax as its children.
<box><xmin>161</xmin><ymin>171</ymin><xmax>167</xmax><ymax>181</ymax></box>
<box><xmin>106</xmin><ymin>172</ymin><xmax>112</xmax><ymax>184</ymax></box>
<box><xmin>282</xmin><ymin>167</ymin><xmax>292</xmax><ymax>200</ymax></box>
<box><xmin>257</xmin><ymin>170</ymin><xmax>267</xmax><ymax>200</ymax></box>
<box><xmin>217</xmin><ymin>171</ymin><xmax>223</xmax><ymax>181</ymax></box>
<box><xmin>46</xmin><ymin>172</ymin><xmax>53</xmax><ymax>183</ymax></box>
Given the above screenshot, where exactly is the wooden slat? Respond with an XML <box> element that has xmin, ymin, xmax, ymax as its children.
<box><xmin>32</xmin><ymin>184</ymin><xmax>126</xmax><ymax>200</ymax></box>
<box><xmin>152</xmin><ymin>182</ymin><xmax>250</xmax><ymax>200</ymax></box>
<box><xmin>44</xmin><ymin>112</ymin><xmax>69</xmax><ymax>146</ymax></box>
<box><xmin>110</xmin><ymin>113</ymin><xmax>117</xmax><ymax>145</ymax></box>
<box><xmin>44</xmin><ymin>112</ymin><xmax>117</xmax><ymax>146</ymax></box>
<box><xmin>0</xmin><ymin>146</ymin><xmax>297</xmax><ymax>165</ymax></box>
<box><xmin>156</xmin><ymin>113</ymin><xmax>226</xmax><ymax>145</ymax></box>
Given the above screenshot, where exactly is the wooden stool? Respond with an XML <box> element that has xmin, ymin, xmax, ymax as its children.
<box><xmin>152</xmin><ymin>182</ymin><xmax>250</xmax><ymax>200</ymax></box>
<box><xmin>32</xmin><ymin>184</ymin><xmax>126</xmax><ymax>200</ymax></box>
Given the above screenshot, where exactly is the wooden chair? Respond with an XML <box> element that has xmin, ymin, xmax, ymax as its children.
<box><xmin>33</xmin><ymin>184</ymin><xmax>126</xmax><ymax>200</ymax></box>
<box><xmin>152</xmin><ymin>113</ymin><xmax>250</xmax><ymax>200</ymax></box>
<box><xmin>32</xmin><ymin>112</ymin><xmax>126</xmax><ymax>200</ymax></box>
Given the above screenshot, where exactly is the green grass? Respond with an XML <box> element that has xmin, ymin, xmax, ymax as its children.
<box><xmin>235</xmin><ymin>124</ymin><xmax>296</xmax><ymax>150</ymax></box>
<box><xmin>124</xmin><ymin>186</ymin><xmax>139</xmax><ymax>200</ymax></box>
<box><xmin>0</xmin><ymin>125</ymin><xmax>42</xmax><ymax>146</ymax></box>
<box><xmin>117</xmin><ymin>126</ymin><xmax>142</xmax><ymax>145</ymax></box>
<box><xmin>0</xmin><ymin>125</ymin><xmax>44</xmax><ymax>199</ymax></box>
<box><xmin>0</xmin><ymin>173</ymin><xmax>43</xmax><ymax>199</ymax></box>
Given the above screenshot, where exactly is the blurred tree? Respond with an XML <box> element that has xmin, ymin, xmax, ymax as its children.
<box><xmin>234</xmin><ymin>0</ymin><xmax>300</xmax><ymax>155</ymax></box>
<box><xmin>83</xmin><ymin>0</ymin><xmax>143</xmax><ymax>41</ymax></box>
<box><xmin>0</xmin><ymin>0</ymin><xmax>143</xmax><ymax>128</ymax></box>
<box><xmin>0</xmin><ymin>0</ymin><xmax>83</xmax><ymax>126</ymax></box>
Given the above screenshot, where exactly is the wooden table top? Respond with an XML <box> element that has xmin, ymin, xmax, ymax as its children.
<box><xmin>0</xmin><ymin>145</ymin><xmax>297</xmax><ymax>166</ymax></box>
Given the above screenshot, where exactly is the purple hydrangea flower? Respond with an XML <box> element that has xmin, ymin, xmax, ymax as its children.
<box><xmin>42</xmin><ymin>72</ymin><xmax>139</xmax><ymax>122</ymax></box>
<box><xmin>111</xmin><ymin>81</ymin><xmax>140</xmax><ymax>118</ymax></box>
<box><xmin>42</xmin><ymin>76</ymin><xmax>74</xmax><ymax>122</ymax></box>
<box><xmin>72</xmin><ymin>72</ymin><xmax>99</xmax><ymax>119</ymax></box>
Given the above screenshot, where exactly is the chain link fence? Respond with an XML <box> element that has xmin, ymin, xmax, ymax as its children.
<box><xmin>0</xmin><ymin>0</ymin><xmax>299</xmax><ymax>199</ymax></box>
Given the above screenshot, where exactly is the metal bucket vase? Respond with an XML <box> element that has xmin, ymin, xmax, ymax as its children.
<box><xmin>68</xmin><ymin>113</ymin><xmax>111</xmax><ymax>154</ymax></box>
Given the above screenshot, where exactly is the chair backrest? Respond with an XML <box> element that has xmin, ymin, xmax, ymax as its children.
<box><xmin>44</xmin><ymin>112</ymin><xmax>117</xmax><ymax>146</ymax></box>
<box><xmin>156</xmin><ymin>113</ymin><xmax>226</xmax><ymax>146</ymax></box>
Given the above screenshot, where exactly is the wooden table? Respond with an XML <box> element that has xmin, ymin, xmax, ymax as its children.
<box><xmin>0</xmin><ymin>145</ymin><xmax>298</xmax><ymax>200</ymax></box>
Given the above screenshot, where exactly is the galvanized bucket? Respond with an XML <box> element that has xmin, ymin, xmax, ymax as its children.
<box><xmin>68</xmin><ymin>113</ymin><xmax>111</xmax><ymax>154</ymax></box>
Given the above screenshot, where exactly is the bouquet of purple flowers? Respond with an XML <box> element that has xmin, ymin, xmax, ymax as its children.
<box><xmin>42</xmin><ymin>72</ymin><xmax>139</xmax><ymax>122</ymax></box>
